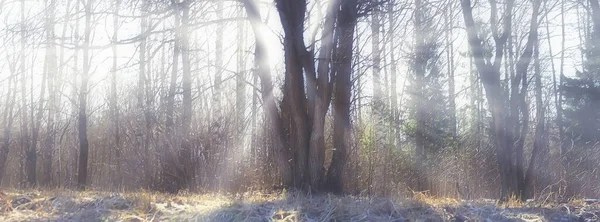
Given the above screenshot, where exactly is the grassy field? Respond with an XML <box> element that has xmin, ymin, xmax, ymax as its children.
<box><xmin>0</xmin><ymin>189</ymin><xmax>598</xmax><ymax>221</ymax></box>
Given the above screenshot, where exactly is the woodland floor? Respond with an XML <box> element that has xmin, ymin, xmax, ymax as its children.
<box><xmin>0</xmin><ymin>189</ymin><xmax>598</xmax><ymax>222</ymax></box>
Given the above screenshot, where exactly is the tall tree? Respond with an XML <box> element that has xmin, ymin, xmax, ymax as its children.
<box><xmin>460</xmin><ymin>0</ymin><xmax>541</xmax><ymax>200</ymax></box>
<box><xmin>241</xmin><ymin>0</ymin><xmax>293</xmax><ymax>187</ymax></box>
<box><xmin>77</xmin><ymin>0</ymin><xmax>93</xmax><ymax>189</ymax></box>
<box><xmin>0</xmin><ymin>60</ymin><xmax>17</xmax><ymax>183</ymax></box>
<box><xmin>326</xmin><ymin>0</ymin><xmax>359</xmax><ymax>193</ymax></box>
<box><xmin>161</xmin><ymin>0</ymin><xmax>183</xmax><ymax>193</ymax></box>
<box><xmin>41</xmin><ymin>0</ymin><xmax>58</xmax><ymax>187</ymax></box>
<box><xmin>110</xmin><ymin>0</ymin><xmax>122</xmax><ymax>188</ymax></box>
<box><xmin>180</xmin><ymin>0</ymin><xmax>195</xmax><ymax>191</ymax></box>
<box><xmin>370</xmin><ymin>2</ymin><xmax>385</xmax><ymax>195</ymax></box>
<box><xmin>20</xmin><ymin>0</ymin><xmax>33</xmax><ymax>187</ymax></box>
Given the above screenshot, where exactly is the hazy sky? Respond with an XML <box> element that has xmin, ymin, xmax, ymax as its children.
<box><xmin>0</xmin><ymin>0</ymin><xmax>587</xmax><ymax>122</ymax></box>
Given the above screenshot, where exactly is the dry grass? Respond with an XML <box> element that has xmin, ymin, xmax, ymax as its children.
<box><xmin>0</xmin><ymin>189</ymin><xmax>597</xmax><ymax>221</ymax></box>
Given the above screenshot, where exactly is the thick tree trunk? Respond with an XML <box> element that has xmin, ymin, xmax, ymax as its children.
<box><xmin>275</xmin><ymin>0</ymin><xmax>311</xmax><ymax>189</ymax></box>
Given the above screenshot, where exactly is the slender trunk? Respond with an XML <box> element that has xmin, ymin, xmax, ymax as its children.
<box><xmin>326</xmin><ymin>0</ymin><xmax>358</xmax><ymax>194</ymax></box>
<box><xmin>308</xmin><ymin>0</ymin><xmax>341</xmax><ymax>191</ymax></box>
<box><xmin>371</xmin><ymin>4</ymin><xmax>384</xmax><ymax>194</ymax></box>
<box><xmin>446</xmin><ymin>2</ymin><xmax>457</xmax><ymax>144</ymax></box>
<box><xmin>461</xmin><ymin>0</ymin><xmax>515</xmax><ymax>200</ymax></box>
<box><xmin>161</xmin><ymin>3</ymin><xmax>181</xmax><ymax>193</ymax></box>
<box><xmin>236</xmin><ymin>2</ymin><xmax>247</xmax><ymax>163</ymax></box>
<box><xmin>526</xmin><ymin>36</ymin><xmax>543</xmax><ymax>199</ymax></box>
<box><xmin>77</xmin><ymin>0</ymin><xmax>92</xmax><ymax>190</ymax></box>
<box><xmin>242</xmin><ymin>0</ymin><xmax>293</xmax><ymax>187</ymax></box>
<box><xmin>0</xmin><ymin>71</ymin><xmax>16</xmax><ymax>183</ymax></box>
<box><xmin>110</xmin><ymin>0</ymin><xmax>121</xmax><ymax>189</ymax></box>
<box><xmin>514</xmin><ymin>0</ymin><xmax>540</xmax><ymax>198</ymax></box>
<box><xmin>388</xmin><ymin>2</ymin><xmax>400</xmax><ymax>149</ymax></box>
<box><xmin>211</xmin><ymin>0</ymin><xmax>224</xmax><ymax>189</ymax></box>
<box><xmin>20</xmin><ymin>0</ymin><xmax>32</xmax><ymax>188</ymax></box>
<box><xmin>180</xmin><ymin>3</ymin><xmax>195</xmax><ymax>192</ymax></box>
<box><xmin>558</xmin><ymin>0</ymin><xmax>566</xmax><ymax>168</ymax></box>
<box><xmin>42</xmin><ymin>0</ymin><xmax>58</xmax><ymax>187</ymax></box>
<box><xmin>414</xmin><ymin>0</ymin><xmax>427</xmax><ymax>192</ymax></box>
<box><xmin>138</xmin><ymin>0</ymin><xmax>153</xmax><ymax>188</ymax></box>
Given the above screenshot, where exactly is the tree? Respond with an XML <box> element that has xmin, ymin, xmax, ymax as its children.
<box><xmin>326</xmin><ymin>0</ymin><xmax>359</xmax><ymax>193</ymax></box>
<box><xmin>241</xmin><ymin>0</ymin><xmax>293</xmax><ymax>187</ymax></box>
<box><xmin>19</xmin><ymin>0</ymin><xmax>35</xmax><ymax>188</ymax></box>
<box><xmin>460</xmin><ymin>0</ymin><xmax>541</xmax><ymax>200</ymax></box>
<box><xmin>77</xmin><ymin>0</ymin><xmax>93</xmax><ymax>190</ymax></box>
<box><xmin>110</xmin><ymin>0</ymin><xmax>122</xmax><ymax>188</ymax></box>
<box><xmin>0</xmin><ymin>58</ymin><xmax>17</xmax><ymax>183</ymax></box>
<box><xmin>160</xmin><ymin>0</ymin><xmax>184</xmax><ymax>193</ymax></box>
<box><xmin>180</xmin><ymin>1</ymin><xmax>195</xmax><ymax>191</ymax></box>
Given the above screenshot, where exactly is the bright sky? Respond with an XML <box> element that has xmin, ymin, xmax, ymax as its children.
<box><xmin>0</xmin><ymin>0</ymin><xmax>587</xmax><ymax>124</ymax></box>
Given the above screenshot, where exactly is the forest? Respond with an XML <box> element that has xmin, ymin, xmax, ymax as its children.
<box><xmin>1</xmin><ymin>0</ymin><xmax>600</xmax><ymax>219</ymax></box>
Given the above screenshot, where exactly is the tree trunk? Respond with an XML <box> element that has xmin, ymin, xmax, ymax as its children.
<box><xmin>514</xmin><ymin>0</ymin><xmax>540</xmax><ymax>198</ymax></box>
<box><xmin>275</xmin><ymin>0</ymin><xmax>311</xmax><ymax>189</ymax></box>
<box><xmin>77</xmin><ymin>0</ymin><xmax>92</xmax><ymax>190</ymax></box>
<box><xmin>161</xmin><ymin>2</ymin><xmax>181</xmax><ymax>193</ymax></box>
<box><xmin>41</xmin><ymin>0</ymin><xmax>58</xmax><ymax>188</ymax></box>
<box><xmin>445</xmin><ymin>1</ymin><xmax>457</xmax><ymax>144</ymax></box>
<box><xmin>371</xmin><ymin>4</ymin><xmax>385</xmax><ymax>195</ymax></box>
<box><xmin>242</xmin><ymin>0</ymin><xmax>293</xmax><ymax>187</ymax></box>
<box><xmin>526</xmin><ymin>37</ymin><xmax>544</xmax><ymax>200</ymax></box>
<box><xmin>388</xmin><ymin>1</ymin><xmax>400</xmax><ymax>150</ymax></box>
<box><xmin>180</xmin><ymin>3</ymin><xmax>195</xmax><ymax>192</ymax></box>
<box><xmin>308</xmin><ymin>0</ymin><xmax>341</xmax><ymax>191</ymax></box>
<box><xmin>326</xmin><ymin>0</ymin><xmax>358</xmax><ymax>194</ymax></box>
<box><xmin>414</xmin><ymin>0</ymin><xmax>427</xmax><ymax>192</ymax></box>
<box><xmin>110</xmin><ymin>0</ymin><xmax>122</xmax><ymax>189</ymax></box>
<box><xmin>460</xmin><ymin>0</ymin><xmax>514</xmax><ymax>200</ymax></box>
<box><xmin>0</xmin><ymin>70</ymin><xmax>16</xmax><ymax>183</ymax></box>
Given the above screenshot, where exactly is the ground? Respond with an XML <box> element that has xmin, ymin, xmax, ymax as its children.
<box><xmin>0</xmin><ymin>189</ymin><xmax>598</xmax><ymax>221</ymax></box>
